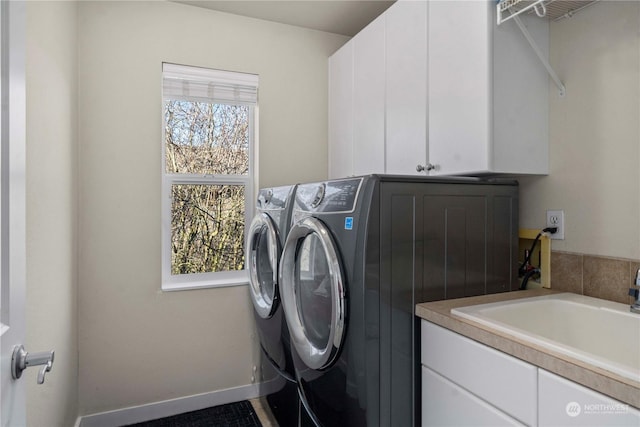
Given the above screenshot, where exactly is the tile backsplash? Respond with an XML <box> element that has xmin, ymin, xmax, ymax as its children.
<box><xmin>551</xmin><ymin>251</ymin><xmax>640</xmax><ymax>305</ymax></box>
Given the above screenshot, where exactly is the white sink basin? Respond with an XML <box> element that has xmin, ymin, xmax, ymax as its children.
<box><xmin>451</xmin><ymin>293</ymin><xmax>640</xmax><ymax>382</ymax></box>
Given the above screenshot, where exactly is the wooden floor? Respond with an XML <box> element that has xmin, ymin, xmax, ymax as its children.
<box><xmin>249</xmin><ymin>398</ymin><xmax>278</xmax><ymax>427</ymax></box>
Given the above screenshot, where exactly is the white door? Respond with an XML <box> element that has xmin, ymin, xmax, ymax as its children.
<box><xmin>1</xmin><ymin>2</ymin><xmax>27</xmax><ymax>426</ymax></box>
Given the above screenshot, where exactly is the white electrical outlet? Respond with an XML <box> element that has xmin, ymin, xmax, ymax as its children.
<box><xmin>546</xmin><ymin>210</ymin><xmax>565</xmax><ymax>240</ymax></box>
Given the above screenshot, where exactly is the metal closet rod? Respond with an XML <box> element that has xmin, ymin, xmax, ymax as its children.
<box><xmin>553</xmin><ymin>0</ymin><xmax>600</xmax><ymax>22</ymax></box>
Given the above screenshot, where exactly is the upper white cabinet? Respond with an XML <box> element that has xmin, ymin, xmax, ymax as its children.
<box><xmin>328</xmin><ymin>42</ymin><xmax>353</xmax><ymax>180</ymax></box>
<box><xmin>353</xmin><ymin>15</ymin><xmax>386</xmax><ymax>176</ymax></box>
<box><xmin>428</xmin><ymin>0</ymin><xmax>491</xmax><ymax>175</ymax></box>
<box><xmin>328</xmin><ymin>0</ymin><xmax>549</xmax><ymax>178</ymax></box>
<box><xmin>429</xmin><ymin>0</ymin><xmax>549</xmax><ymax>175</ymax></box>
<box><xmin>385</xmin><ymin>0</ymin><xmax>428</xmax><ymax>175</ymax></box>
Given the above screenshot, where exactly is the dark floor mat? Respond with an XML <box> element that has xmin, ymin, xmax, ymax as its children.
<box><xmin>125</xmin><ymin>400</ymin><xmax>262</xmax><ymax>427</ymax></box>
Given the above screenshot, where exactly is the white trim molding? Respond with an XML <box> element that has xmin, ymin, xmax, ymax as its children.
<box><xmin>78</xmin><ymin>383</ymin><xmax>261</xmax><ymax>427</ymax></box>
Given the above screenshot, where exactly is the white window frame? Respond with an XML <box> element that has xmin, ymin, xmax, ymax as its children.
<box><xmin>161</xmin><ymin>63</ymin><xmax>257</xmax><ymax>291</ymax></box>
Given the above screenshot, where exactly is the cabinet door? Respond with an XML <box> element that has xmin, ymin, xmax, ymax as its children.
<box><xmin>421</xmin><ymin>321</ymin><xmax>537</xmax><ymax>425</ymax></box>
<box><xmin>538</xmin><ymin>370</ymin><xmax>640</xmax><ymax>426</ymax></box>
<box><xmin>353</xmin><ymin>15</ymin><xmax>385</xmax><ymax>176</ymax></box>
<box><xmin>385</xmin><ymin>0</ymin><xmax>428</xmax><ymax>175</ymax></box>
<box><xmin>428</xmin><ymin>0</ymin><xmax>491</xmax><ymax>175</ymax></box>
<box><xmin>328</xmin><ymin>42</ymin><xmax>354</xmax><ymax>179</ymax></box>
<box><xmin>422</xmin><ymin>366</ymin><xmax>524</xmax><ymax>426</ymax></box>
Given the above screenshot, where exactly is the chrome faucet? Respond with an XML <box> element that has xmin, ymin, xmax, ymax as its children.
<box><xmin>629</xmin><ymin>268</ymin><xmax>640</xmax><ymax>314</ymax></box>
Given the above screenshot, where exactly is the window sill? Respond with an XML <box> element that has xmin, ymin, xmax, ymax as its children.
<box><xmin>161</xmin><ymin>271</ymin><xmax>249</xmax><ymax>292</ymax></box>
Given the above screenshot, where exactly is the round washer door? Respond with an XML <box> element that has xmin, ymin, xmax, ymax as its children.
<box><xmin>247</xmin><ymin>212</ymin><xmax>281</xmax><ymax>319</ymax></box>
<box><xmin>280</xmin><ymin>216</ymin><xmax>346</xmax><ymax>370</ymax></box>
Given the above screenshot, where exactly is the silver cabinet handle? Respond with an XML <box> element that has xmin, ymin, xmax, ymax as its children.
<box><xmin>11</xmin><ymin>345</ymin><xmax>55</xmax><ymax>384</ymax></box>
<box><xmin>416</xmin><ymin>163</ymin><xmax>438</xmax><ymax>173</ymax></box>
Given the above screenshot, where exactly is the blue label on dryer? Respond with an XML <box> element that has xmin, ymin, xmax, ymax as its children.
<box><xmin>345</xmin><ymin>217</ymin><xmax>353</xmax><ymax>230</ymax></box>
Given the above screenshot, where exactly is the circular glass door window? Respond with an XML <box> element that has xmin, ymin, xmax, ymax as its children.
<box><xmin>247</xmin><ymin>213</ymin><xmax>281</xmax><ymax>319</ymax></box>
<box><xmin>295</xmin><ymin>233</ymin><xmax>332</xmax><ymax>350</ymax></box>
<box><xmin>280</xmin><ymin>217</ymin><xmax>346</xmax><ymax>370</ymax></box>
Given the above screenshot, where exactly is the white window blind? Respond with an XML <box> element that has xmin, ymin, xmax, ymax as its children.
<box><xmin>162</xmin><ymin>63</ymin><xmax>258</xmax><ymax>105</ymax></box>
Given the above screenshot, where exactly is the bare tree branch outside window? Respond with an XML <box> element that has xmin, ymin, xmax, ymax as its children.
<box><xmin>165</xmin><ymin>100</ymin><xmax>249</xmax><ymax>275</ymax></box>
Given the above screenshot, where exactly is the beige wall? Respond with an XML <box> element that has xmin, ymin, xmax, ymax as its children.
<box><xmin>26</xmin><ymin>0</ymin><xmax>638</xmax><ymax>422</ymax></box>
<box><xmin>26</xmin><ymin>2</ymin><xmax>79</xmax><ymax>426</ymax></box>
<box><xmin>519</xmin><ymin>1</ymin><xmax>640</xmax><ymax>261</ymax></box>
<box><xmin>77</xmin><ymin>1</ymin><xmax>347</xmax><ymax>415</ymax></box>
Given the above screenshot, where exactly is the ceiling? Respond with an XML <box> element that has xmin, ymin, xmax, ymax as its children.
<box><xmin>174</xmin><ymin>0</ymin><xmax>396</xmax><ymax>36</ymax></box>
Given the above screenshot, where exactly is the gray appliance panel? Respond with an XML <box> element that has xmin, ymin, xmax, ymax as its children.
<box><xmin>287</xmin><ymin>175</ymin><xmax>518</xmax><ymax>427</ymax></box>
<box><xmin>377</xmin><ymin>179</ymin><xmax>519</xmax><ymax>427</ymax></box>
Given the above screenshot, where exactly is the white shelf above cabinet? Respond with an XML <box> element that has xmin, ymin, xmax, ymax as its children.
<box><xmin>498</xmin><ymin>0</ymin><xmax>600</xmax><ymax>24</ymax></box>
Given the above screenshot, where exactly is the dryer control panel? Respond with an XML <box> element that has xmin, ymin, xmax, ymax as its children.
<box><xmin>295</xmin><ymin>178</ymin><xmax>362</xmax><ymax>213</ymax></box>
<box><xmin>257</xmin><ymin>185</ymin><xmax>295</xmax><ymax>210</ymax></box>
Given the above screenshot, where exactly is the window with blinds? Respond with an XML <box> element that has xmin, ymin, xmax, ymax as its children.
<box><xmin>161</xmin><ymin>63</ymin><xmax>258</xmax><ymax>290</ymax></box>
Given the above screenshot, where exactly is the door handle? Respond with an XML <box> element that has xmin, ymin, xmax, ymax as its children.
<box><xmin>416</xmin><ymin>163</ymin><xmax>438</xmax><ymax>173</ymax></box>
<box><xmin>11</xmin><ymin>345</ymin><xmax>55</xmax><ymax>384</ymax></box>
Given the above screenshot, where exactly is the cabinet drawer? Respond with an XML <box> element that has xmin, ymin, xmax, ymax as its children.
<box><xmin>538</xmin><ymin>369</ymin><xmax>640</xmax><ymax>426</ymax></box>
<box><xmin>422</xmin><ymin>366</ymin><xmax>524</xmax><ymax>426</ymax></box>
<box><xmin>421</xmin><ymin>320</ymin><xmax>537</xmax><ymax>425</ymax></box>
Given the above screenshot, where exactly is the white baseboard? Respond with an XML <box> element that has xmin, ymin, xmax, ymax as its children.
<box><xmin>78</xmin><ymin>383</ymin><xmax>261</xmax><ymax>427</ymax></box>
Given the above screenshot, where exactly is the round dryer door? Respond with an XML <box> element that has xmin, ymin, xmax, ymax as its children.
<box><xmin>280</xmin><ymin>217</ymin><xmax>346</xmax><ymax>370</ymax></box>
<box><xmin>247</xmin><ymin>212</ymin><xmax>281</xmax><ymax>319</ymax></box>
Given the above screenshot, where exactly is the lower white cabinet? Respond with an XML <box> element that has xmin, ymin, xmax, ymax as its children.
<box><xmin>422</xmin><ymin>366</ymin><xmax>524</xmax><ymax>426</ymax></box>
<box><xmin>421</xmin><ymin>320</ymin><xmax>640</xmax><ymax>427</ymax></box>
<box><xmin>421</xmin><ymin>321</ymin><xmax>537</xmax><ymax>426</ymax></box>
<box><xmin>538</xmin><ymin>370</ymin><xmax>640</xmax><ymax>426</ymax></box>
